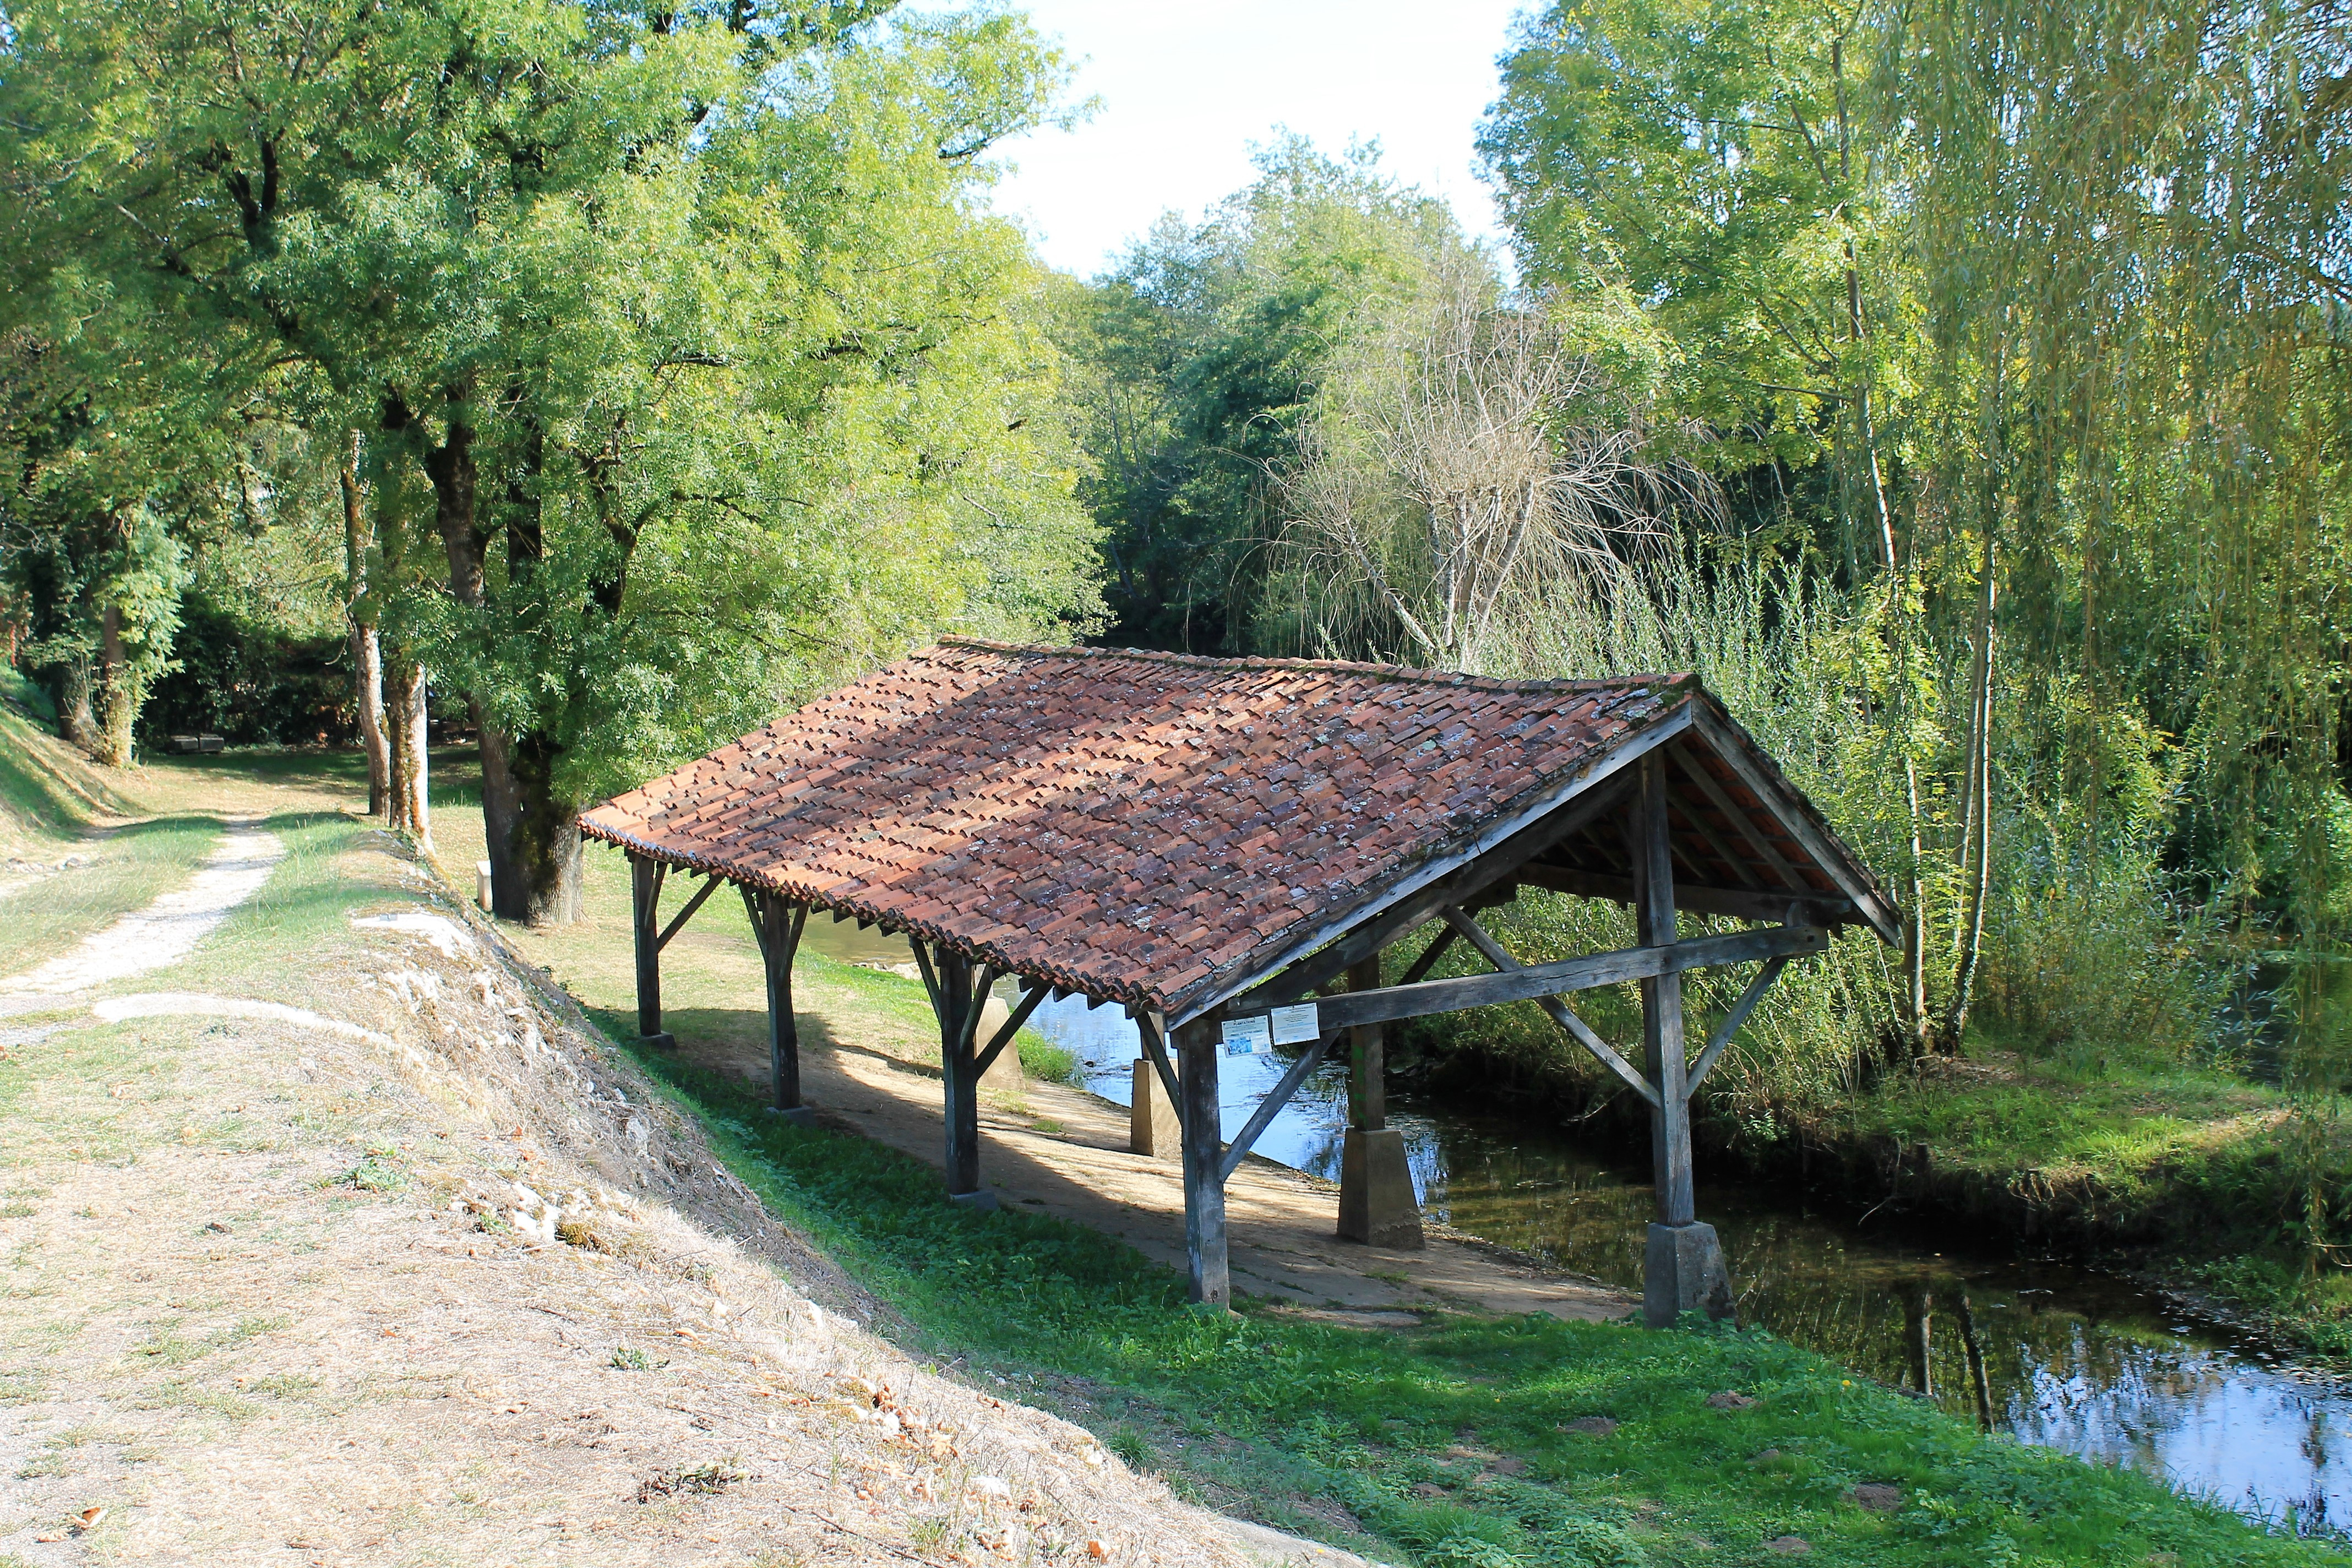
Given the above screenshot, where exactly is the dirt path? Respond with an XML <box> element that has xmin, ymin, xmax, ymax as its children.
<box><xmin>0</xmin><ymin>818</ymin><xmax>282</xmax><ymax>1006</ymax></box>
<box><xmin>671</xmin><ymin>1034</ymin><xmax>1635</xmax><ymax>1324</ymax></box>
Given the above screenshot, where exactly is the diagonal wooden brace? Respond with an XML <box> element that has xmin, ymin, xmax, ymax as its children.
<box><xmin>1217</xmin><ymin>1030</ymin><xmax>1341</xmax><ymax>1184</ymax></box>
<box><xmin>657</xmin><ymin>874</ymin><xmax>721</xmax><ymax>951</ymax></box>
<box><xmin>1133</xmin><ymin>1010</ymin><xmax>1184</xmax><ymax>1115</ymax></box>
<box><xmin>1440</xmin><ymin>905</ymin><xmax>1660</xmax><ymax>1109</ymax></box>
<box><xmin>1685</xmin><ymin>954</ymin><xmax>1791</xmax><ymax>1095</ymax></box>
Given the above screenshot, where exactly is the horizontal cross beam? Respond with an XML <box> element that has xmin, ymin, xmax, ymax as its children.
<box><xmin>1283</xmin><ymin>923</ymin><xmax>1829</xmax><ymax>1032</ymax></box>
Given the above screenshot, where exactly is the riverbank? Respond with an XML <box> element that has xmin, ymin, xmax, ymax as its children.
<box><xmin>1407</xmin><ymin>990</ymin><xmax>2352</xmax><ymax>1363</ymax></box>
<box><xmin>14</xmin><ymin>725</ymin><xmax>2337</xmax><ymax>1560</ymax></box>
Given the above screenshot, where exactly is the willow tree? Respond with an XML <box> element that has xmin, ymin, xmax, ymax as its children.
<box><xmin>8</xmin><ymin>0</ymin><xmax>1100</xmax><ymax>919</ymax></box>
<box><xmin>1895</xmin><ymin>0</ymin><xmax>2351</xmax><ymax>944</ymax></box>
<box><xmin>1482</xmin><ymin>0</ymin><xmax>1939</xmax><ymax>1047</ymax></box>
<box><xmin>1277</xmin><ymin>260</ymin><xmax>1709</xmax><ymax>674</ymax></box>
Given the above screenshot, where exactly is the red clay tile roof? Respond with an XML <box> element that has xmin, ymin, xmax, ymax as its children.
<box><xmin>578</xmin><ymin>640</ymin><xmax>1885</xmax><ymax>1016</ymax></box>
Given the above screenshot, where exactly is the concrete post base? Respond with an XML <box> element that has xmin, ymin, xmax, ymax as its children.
<box><xmin>1336</xmin><ymin>1128</ymin><xmax>1424</xmax><ymax>1249</ymax></box>
<box><xmin>1643</xmin><ymin>1221</ymin><xmax>1734</xmax><ymax>1327</ymax></box>
<box><xmin>766</xmin><ymin>1105</ymin><xmax>816</xmax><ymax>1127</ymax></box>
<box><xmin>977</xmin><ymin>997</ymin><xmax>1025</xmax><ymax>1091</ymax></box>
<box><xmin>638</xmin><ymin>1032</ymin><xmax>676</xmax><ymax>1052</ymax></box>
<box><xmin>948</xmin><ymin>1189</ymin><xmax>999</xmax><ymax>1212</ymax></box>
<box><xmin>1130</xmin><ymin>1059</ymin><xmax>1181</xmax><ymax>1158</ymax></box>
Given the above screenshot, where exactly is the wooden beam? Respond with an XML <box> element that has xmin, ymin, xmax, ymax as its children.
<box><xmin>1221</xmin><ymin>770</ymin><xmax>1642</xmax><ymax>1016</ymax></box>
<box><xmin>1177</xmin><ymin>1019</ymin><xmax>1229</xmax><ymax>1305</ymax></box>
<box><xmin>1288</xmin><ymin>923</ymin><xmax>1828</xmax><ymax>1031</ymax></box>
<box><xmin>1217</xmin><ymin>1031</ymin><xmax>1340</xmax><ymax>1184</ymax></box>
<box><xmin>1347</xmin><ymin>956</ymin><xmax>1385</xmax><ymax>1132</ymax></box>
<box><xmin>1439</xmin><ymin>906</ymin><xmax>1660</xmax><ymax>1108</ymax></box>
<box><xmin>1686</xmin><ymin>954</ymin><xmax>1791</xmax><ymax>1096</ymax></box>
<box><xmin>629</xmin><ymin>853</ymin><xmax>669</xmax><ymax>1044</ymax></box>
<box><xmin>742</xmin><ymin>889</ymin><xmax>809</xmax><ymax>1114</ymax></box>
<box><xmin>1691</xmin><ymin>707</ymin><xmax>1904</xmax><ymax>945</ymax></box>
<box><xmin>1517</xmin><ymin>864</ymin><xmax>1853</xmax><ymax>927</ymax></box>
<box><xmin>655</xmin><ymin>873</ymin><xmax>721</xmax><ymax>952</ymax></box>
<box><xmin>1635</xmin><ymin>752</ymin><xmax>1695</xmax><ymax>1226</ymax></box>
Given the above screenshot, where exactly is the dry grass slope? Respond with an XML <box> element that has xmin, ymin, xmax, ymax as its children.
<box><xmin>0</xmin><ymin>789</ymin><xmax>1314</xmax><ymax>1566</ymax></box>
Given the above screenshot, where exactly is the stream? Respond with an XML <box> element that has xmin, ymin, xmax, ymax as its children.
<box><xmin>802</xmin><ymin>922</ymin><xmax>2352</xmax><ymax>1537</ymax></box>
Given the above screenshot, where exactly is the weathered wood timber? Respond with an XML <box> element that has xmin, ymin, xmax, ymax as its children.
<box><xmin>743</xmin><ymin>889</ymin><xmax>810</xmax><ymax>1120</ymax></box>
<box><xmin>1177</xmin><ymin>1019</ymin><xmax>1230</xmax><ymax>1306</ymax></box>
<box><xmin>628</xmin><ymin>853</ymin><xmax>671</xmax><ymax>1047</ymax></box>
<box><xmin>1275</xmin><ymin>924</ymin><xmax>1828</xmax><ymax>1032</ymax></box>
<box><xmin>1635</xmin><ymin>755</ymin><xmax>1694</xmax><ymax>1226</ymax></box>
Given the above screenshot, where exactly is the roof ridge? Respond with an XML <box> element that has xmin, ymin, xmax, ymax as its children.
<box><xmin>934</xmin><ymin>637</ymin><xmax>1695</xmax><ymax>698</ymax></box>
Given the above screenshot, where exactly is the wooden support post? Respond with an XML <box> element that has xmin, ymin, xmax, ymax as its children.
<box><xmin>744</xmin><ymin>889</ymin><xmax>811</xmax><ymax>1124</ymax></box>
<box><xmin>629</xmin><ymin>853</ymin><xmax>673</xmax><ymax>1048</ymax></box>
<box><xmin>1346</xmin><ymin>957</ymin><xmax>1385</xmax><ymax>1133</ymax></box>
<box><xmin>1176</xmin><ymin>1017</ymin><xmax>1230</xmax><ymax>1306</ymax></box>
<box><xmin>1338</xmin><ymin>957</ymin><xmax>1422</xmax><ymax>1249</ymax></box>
<box><xmin>1633</xmin><ymin>752</ymin><xmax>1732</xmax><ymax>1326</ymax></box>
<box><xmin>924</xmin><ymin>946</ymin><xmax>995</xmax><ymax>1210</ymax></box>
<box><xmin>1635</xmin><ymin>757</ymin><xmax>1695</xmax><ymax>1225</ymax></box>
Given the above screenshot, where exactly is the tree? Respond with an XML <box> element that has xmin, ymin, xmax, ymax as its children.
<box><xmin>1277</xmin><ymin>260</ymin><xmax>1707</xmax><ymax>674</ymax></box>
<box><xmin>8</xmin><ymin>0</ymin><xmax>1099</xmax><ymax>918</ymax></box>
<box><xmin>1057</xmin><ymin>138</ymin><xmax>1476</xmax><ymax>654</ymax></box>
<box><xmin>1483</xmin><ymin>0</ymin><xmax>1940</xmax><ymax>1051</ymax></box>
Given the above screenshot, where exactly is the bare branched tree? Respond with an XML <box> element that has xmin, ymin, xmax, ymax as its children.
<box><xmin>1279</xmin><ymin>265</ymin><xmax>1715</xmax><ymax>673</ymax></box>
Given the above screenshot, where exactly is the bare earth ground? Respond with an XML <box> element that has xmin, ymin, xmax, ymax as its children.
<box><xmin>741</xmin><ymin>1042</ymin><xmax>1633</xmax><ymax>1324</ymax></box>
<box><xmin>0</xmin><ymin>785</ymin><xmax>1354</xmax><ymax>1568</ymax></box>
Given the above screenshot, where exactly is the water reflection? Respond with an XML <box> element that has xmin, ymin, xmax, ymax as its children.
<box><xmin>1030</xmin><ymin>997</ymin><xmax>2352</xmax><ymax>1536</ymax></box>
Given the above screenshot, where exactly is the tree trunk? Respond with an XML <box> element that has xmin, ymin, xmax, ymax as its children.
<box><xmin>476</xmin><ymin>719</ymin><xmax>581</xmax><ymax>924</ymax></box>
<box><xmin>341</xmin><ymin>440</ymin><xmax>390</xmax><ymax>815</ymax></box>
<box><xmin>90</xmin><ymin>602</ymin><xmax>135</xmax><ymax>767</ymax></box>
<box><xmin>384</xmin><ymin>652</ymin><xmax>431</xmax><ymax>850</ymax></box>
<box><xmin>1946</xmin><ymin>531</ymin><xmax>1999</xmax><ymax>1046</ymax></box>
<box><xmin>1849</xmin><ymin>253</ymin><xmax>1928</xmax><ymax>1059</ymax></box>
<box><xmin>48</xmin><ymin>653</ymin><xmax>96</xmax><ymax>753</ymax></box>
<box><xmin>421</xmin><ymin>394</ymin><xmax>580</xmax><ymax>924</ymax></box>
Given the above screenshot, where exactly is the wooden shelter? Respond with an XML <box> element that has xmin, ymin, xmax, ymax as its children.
<box><xmin>579</xmin><ymin>640</ymin><xmax>1898</xmax><ymax>1325</ymax></box>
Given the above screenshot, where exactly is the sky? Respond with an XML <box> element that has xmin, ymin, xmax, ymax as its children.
<box><xmin>983</xmin><ymin>1</ymin><xmax>1532</xmax><ymax>280</ymax></box>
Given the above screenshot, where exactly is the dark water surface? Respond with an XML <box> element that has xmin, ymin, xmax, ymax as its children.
<box><xmin>1016</xmin><ymin>991</ymin><xmax>2352</xmax><ymax>1538</ymax></box>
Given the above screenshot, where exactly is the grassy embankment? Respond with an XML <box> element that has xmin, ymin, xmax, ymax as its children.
<box><xmin>8</xmin><ymin>722</ymin><xmax>2338</xmax><ymax>1562</ymax></box>
<box><xmin>386</xmin><ymin>750</ymin><xmax>2334</xmax><ymax>1566</ymax></box>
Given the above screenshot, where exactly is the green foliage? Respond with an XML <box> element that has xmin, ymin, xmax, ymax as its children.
<box><xmin>4</xmin><ymin>0</ymin><xmax>1106</xmax><ymax>853</ymax></box>
<box><xmin>141</xmin><ymin>589</ymin><xmax>355</xmax><ymax>748</ymax></box>
<box><xmin>1055</xmin><ymin>137</ymin><xmax>1479</xmax><ymax>652</ymax></box>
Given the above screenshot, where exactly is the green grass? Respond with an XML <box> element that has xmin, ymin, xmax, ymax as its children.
<box><xmin>618</xmin><ymin>1042</ymin><xmax>2345</xmax><ymax>1567</ymax></box>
